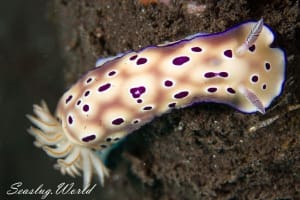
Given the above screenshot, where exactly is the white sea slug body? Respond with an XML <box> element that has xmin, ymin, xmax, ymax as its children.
<box><xmin>27</xmin><ymin>19</ymin><xmax>285</xmax><ymax>187</ymax></box>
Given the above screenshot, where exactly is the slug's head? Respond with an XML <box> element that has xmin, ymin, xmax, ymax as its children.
<box><xmin>237</xmin><ymin>20</ymin><xmax>285</xmax><ymax>114</ymax></box>
<box><xmin>217</xmin><ymin>19</ymin><xmax>286</xmax><ymax>114</ymax></box>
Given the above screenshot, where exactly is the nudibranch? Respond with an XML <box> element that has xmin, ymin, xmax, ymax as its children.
<box><xmin>27</xmin><ymin>19</ymin><xmax>285</xmax><ymax>187</ymax></box>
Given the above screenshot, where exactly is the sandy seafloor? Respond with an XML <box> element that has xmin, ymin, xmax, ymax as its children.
<box><xmin>0</xmin><ymin>0</ymin><xmax>299</xmax><ymax>200</ymax></box>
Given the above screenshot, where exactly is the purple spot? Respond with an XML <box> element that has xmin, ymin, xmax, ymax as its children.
<box><xmin>251</xmin><ymin>75</ymin><xmax>259</xmax><ymax>83</ymax></box>
<box><xmin>130</xmin><ymin>55</ymin><xmax>138</xmax><ymax>60</ymax></box>
<box><xmin>164</xmin><ymin>80</ymin><xmax>173</xmax><ymax>87</ymax></box>
<box><xmin>174</xmin><ymin>91</ymin><xmax>189</xmax><ymax>99</ymax></box>
<box><xmin>65</xmin><ymin>95</ymin><xmax>72</xmax><ymax>104</ymax></box>
<box><xmin>68</xmin><ymin>116</ymin><xmax>73</xmax><ymax>124</ymax></box>
<box><xmin>83</xmin><ymin>104</ymin><xmax>89</xmax><ymax>112</ymax></box>
<box><xmin>82</xmin><ymin>134</ymin><xmax>96</xmax><ymax>142</ymax></box>
<box><xmin>207</xmin><ymin>87</ymin><xmax>217</xmax><ymax>93</ymax></box>
<box><xmin>143</xmin><ymin>106</ymin><xmax>152</xmax><ymax>111</ymax></box>
<box><xmin>84</xmin><ymin>91</ymin><xmax>90</xmax><ymax>97</ymax></box>
<box><xmin>219</xmin><ymin>72</ymin><xmax>228</xmax><ymax>77</ymax></box>
<box><xmin>108</xmin><ymin>71</ymin><xmax>116</xmax><ymax>76</ymax></box>
<box><xmin>136</xmin><ymin>58</ymin><xmax>147</xmax><ymax>65</ymax></box>
<box><xmin>168</xmin><ymin>102</ymin><xmax>176</xmax><ymax>108</ymax></box>
<box><xmin>130</xmin><ymin>86</ymin><xmax>146</xmax><ymax>98</ymax></box>
<box><xmin>224</xmin><ymin>50</ymin><xmax>232</xmax><ymax>58</ymax></box>
<box><xmin>249</xmin><ymin>45</ymin><xmax>256</xmax><ymax>52</ymax></box>
<box><xmin>98</xmin><ymin>83</ymin><xmax>111</xmax><ymax>92</ymax></box>
<box><xmin>227</xmin><ymin>88</ymin><xmax>236</xmax><ymax>94</ymax></box>
<box><xmin>137</xmin><ymin>99</ymin><xmax>143</xmax><ymax>103</ymax></box>
<box><xmin>204</xmin><ymin>72</ymin><xmax>215</xmax><ymax>78</ymax></box>
<box><xmin>172</xmin><ymin>56</ymin><xmax>190</xmax><ymax>66</ymax></box>
<box><xmin>191</xmin><ymin>47</ymin><xmax>202</xmax><ymax>52</ymax></box>
<box><xmin>262</xmin><ymin>84</ymin><xmax>267</xmax><ymax>90</ymax></box>
<box><xmin>265</xmin><ymin>63</ymin><xmax>271</xmax><ymax>70</ymax></box>
<box><xmin>133</xmin><ymin>119</ymin><xmax>139</xmax><ymax>124</ymax></box>
<box><xmin>76</xmin><ymin>100</ymin><xmax>81</xmax><ymax>106</ymax></box>
<box><xmin>86</xmin><ymin>77</ymin><xmax>93</xmax><ymax>84</ymax></box>
<box><xmin>112</xmin><ymin>118</ymin><xmax>124</xmax><ymax>125</ymax></box>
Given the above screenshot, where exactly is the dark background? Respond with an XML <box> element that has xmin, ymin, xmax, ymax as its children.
<box><xmin>0</xmin><ymin>1</ymin><xmax>80</xmax><ymax>200</ymax></box>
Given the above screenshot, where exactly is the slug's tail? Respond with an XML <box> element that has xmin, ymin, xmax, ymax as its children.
<box><xmin>26</xmin><ymin>101</ymin><xmax>109</xmax><ymax>188</ymax></box>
